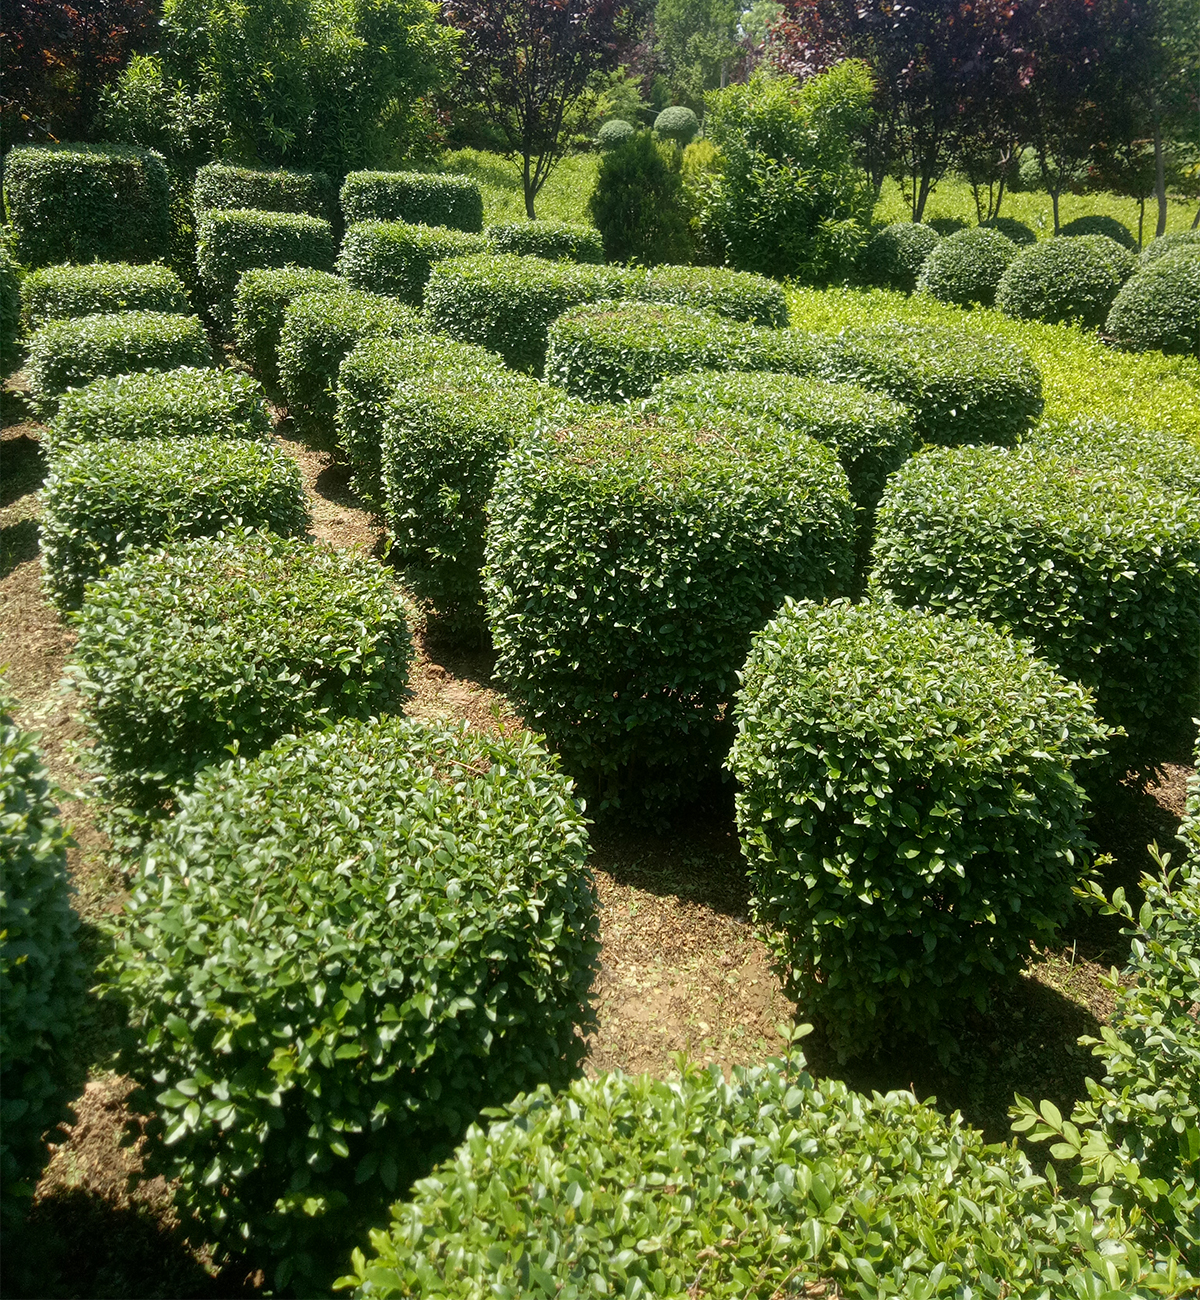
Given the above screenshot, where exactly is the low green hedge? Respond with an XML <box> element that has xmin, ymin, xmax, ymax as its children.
<box><xmin>103</xmin><ymin>715</ymin><xmax>598</xmax><ymax>1294</ymax></box>
<box><xmin>340</xmin><ymin>171</ymin><xmax>484</xmax><ymax>233</ymax></box>
<box><xmin>0</xmin><ymin>706</ymin><xmax>85</xmax><ymax>1237</ymax></box>
<box><xmin>871</xmin><ymin>443</ymin><xmax>1200</xmax><ymax>773</ymax></box>
<box><xmin>2</xmin><ymin>143</ymin><xmax>170</xmax><ymax>267</ymax></box>
<box><xmin>1028</xmin><ymin>413</ymin><xmax>1200</xmax><ymax>499</ymax></box>
<box><xmin>484</xmin><ymin>221</ymin><xmax>604</xmax><ymax>264</ymax></box>
<box><xmin>20</xmin><ymin>262</ymin><xmax>189</xmax><ymax>329</ymax></box>
<box><xmin>337</xmin><ymin>220</ymin><xmax>486</xmax><ymax>308</ymax></box>
<box><xmin>278</xmin><ymin>289</ymin><xmax>422</xmax><ymax>441</ymax></box>
<box><xmin>46</xmin><ymin>367</ymin><xmax>271</xmax><ymax>456</ymax></box>
<box><xmin>423</xmin><ymin>253</ymin><xmax>629</xmax><ymax>373</ymax></box>
<box><xmin>1139</xmin><ymin>230</ymin><xmax>1200</xmax><ymax>265</ymax></box>
<box><xmin>1061</xmin><ymin>214</ymin><xmax>1137</xmax><ymax>251</ymax></box>
<box><xmin>231</xmin><ymin>265</ymin><xmax>343</xmax><ymax>382</ymax></box>
<box><xmin>0</xmin><ymin>248</ymin><xmax>21</xmax><ymax>361</ymax></box>
<box><xmin>1106</xmin><ymin>248</ymin><xmax>1200</xmax><ymax>357</ymax></box>
<box><xmin>40</xmin><ymin>436</ymin><xmax>309</xmax><ymax>610</ymax></box>
<box><xmin>995</xmin><ymin>235</ymin><xmax>1135</xmax><ymax>328</ymax></box>
<box><xmin>729</xmin><ymin>599</ymin><xmax>1109</xmax><ymax>1057</ymax></box>
<box><xmin>916</xmin><ymin>225</ymin><xmax>1018</xmax><ymax>307</ymax></box>
<box><xmin>193</xmin><ymin>162</ymin><xmax>334</xmax><ymax>220</ymax></box>
<box><xmin>68</xmin><ymin>531</ymin><xmax>413</xmax><ymax>815</ymax></box>
<box><xmin>25</xmin><ymin>311</ymin><xmax>212</xmax><ymax>417</ymax></box>
<box><xmin>859</xmin><ymin>221</ymin><xmax>941</xmax><ymax>292</ymax></box>
<box><xmin>485</xmin><ymin>406</ymin><xmax>855</xmax><ymax>817</ymax></box>
<box><xmin>635</xmin><ymin>264</ymin><xmax>789</xmax><ymax>326</ymax></box>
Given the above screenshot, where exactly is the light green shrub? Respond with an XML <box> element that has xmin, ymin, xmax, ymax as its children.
<box><xmin>193</xmin><ymin>162</ymin><xmax>334</xmax><ymax>219</ymax></box>
<box><xmin>1139</xmin><ymin>230</ymin><xmax>1200</xmax><ymax>265</ymax></box>
<box><xmin>20</xmin><ymin>262</ymin><xmax>188</xmax><ymax>329</ymax></box>
<box><xmin>337</xmin><ymin>220</ymin><xmax>486</xmax><ymax>308</ymax></box>
<box><xmin>1106</xmin><ymin>248</ymin><xmax>1200</xmax><ymax>357</ymax></box>
<box><xmin>596</xmin><ymin>119</ymin><xmax>634</xmax><ymax>150</ymax></box>
<box><xmin>636</xmin><ymin>263</ymin><xmax>788</xmax><ymax>325</ymax></box>
<box><xmin>995</xmin><ymin>235</ymin><xmax>1135</xmax><ymax>328</ymax></box>
<box><xmin>232</xmin><ymin>265</ymin><xmax>342</xmax><ymax>381</ymax></box>
<box><xmin>340</xmin><ymin>171</ymin><xmax>484</xmax><ymax>233</ymax></box>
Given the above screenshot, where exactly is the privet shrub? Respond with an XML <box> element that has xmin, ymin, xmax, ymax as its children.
<box><xmin>596</xmin><ymin>119</ymin><xmax>634</xmax><ymax>150</ymax></box>
<box><xmin>68</xmin><ymin>531</ymin><xmax>414</xmax><ymax>813</ymax></box>
<box><xmin>340</xmin><ymin>171</ymin><xmax>484</xmax><ymax>233</ymax></box>
<box><xmin>336</xmin><ymin>333</ymin><xmax>508</xmax><ymax>509</ymax></box>
<box><xmin>278</xmin><ymin>289</ymin><xmax>422</xmax><ymax>439</ymax></box>
<box><xmin>337</xmin><ymin>220</ymin><xmax>486</xmax><ymax>308</ymax></box>
<box><xmin>916</xmin><ymin>225</ymin><xmax>1018</xmax><ymax>307</ymax></box>
<box><xmin>46</xmin><ymin>367</ymin><xmax>271</xmax><ymax>456</ymax></box>
<box><xmin>0</xmin><ymin>248</ymin><xmax>20</xmax><ymax>361</ymax></box>
<box><xmin>195</xmin><ymin>208</ymin><xmax>335</xmax><ymax>319</ymax></box>
<box><xmin>2</xmin><ymin>143</ymin><xmax>170</xmax><ymax>267</ymax></box>
<box><xmin>871</xmin><ymin>444</ymin><xmax>1200</xmax><ymax>772</ymax></box>
<box><xmin>423</xmin><ymin>253</ymin><xmax>628</xmax><ymax>373</ymax></box>
<box><xmin>485</xmin><ymin>407</ymin><xmax>855</xmax><ymax>816</ymax></box>
<box><xmin>1106</xmin><ymin>248</ymin><xmax>1200</xmax><ymax>358</ymax></box>
<box><xmin>859</xmin><ymin>221</ymin><xmax>941</xmax><ymax>292</ymax></box>
<box><xmin>980</xmin><ymin>216</ymin><xmax>1037</xmax><ymax>246</ymax></box>
<box><xmin>1139</xmin><ymin>230</ymin><xmax>1200</xmax><ymax>265</ymax></box>
<box><xmin>232</xmin><ymin>265</ymin><xmax>343</xmax><ymax>381</ymax></box>
<box><xmin>484</xmin><ymin>221</ymin><xmax>604</xmax><ymax>264</ymax></box>
<box><xmin>1061</xmin><ymin>214</ymin><xmax>1137</xmax><ymax>251</ymax></box>
<box><xmin>20</xmin><ymin>262</ymin><xmax>189</xmax><ymax>329</ymax></box>
<box><xmin>635</xmin><ymin>264</ymin><xmax>789</xmax><ymax>326</ymax></box>
<box><xmin>0</xmin><ymin>707</ymin><xmax>86</xmax><ymax>1235</ymax></box>
<box><xmin>193</xmin><ymin>162</ymin><xmax>334</xmax><ymax>220</ymax></box>
<box><xmin>728</xmin><ymin>599</ymin><xmax>1110</xmax><ymax>1057</ymax></box>
<box><xmin>104</xmin><ymin>716</ymin><xmax>599</xmax><ymax>1293</ymax></box>
<box><xmin>40</xmin><ymin>436</ymin><xmax>309</xmax><ymax>610</ymax></box>
<box><xmin>25</xmin><ymin>311</ymin><xmax>212</xmax><ymax>416</ymax></box>
<box><xmin>342</xmin><ymin>1048</ymin><xmax>1168</xmax><ymax>1298</ymax></box>
<box><xmin>654</xmin><ymin>105</ymin><xmax>700</xmax><ymax>144</ymax></box>
<box><xmin>995</xmin><ymin>234</ymin><xmax>1136</xmax><ymax>328</ymax></box>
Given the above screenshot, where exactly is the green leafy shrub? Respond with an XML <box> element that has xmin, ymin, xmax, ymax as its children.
<box><xmin>485</xmin><ymin>406</ymin><xmax>854</xmax><ymax>816</ymax></box>
<box><xmin>0</xmin><ymin>706</ymin><xmax>86</xmax><ymax>1236</ymax></box>
<box><xmin>1106</xmin><ymin>248</ymin><xmax>1200</xmax><ymax>358</ymax></box>
<box><xmin>1029</xmin><ymin>413</ymin><xmax>1200</xmax><ymax>499</ymax></box>
<box><xmin>871</xmin><ymin>443</ymin><xmax>1200</xmax><ymax>773</ymax></box>
<box><xmin>424</xmin><ymin>253</ymin><xmax>629</xmax><ymax>373</ymax></box>
<box><xmin>636</xmin><ymin>263</ymin><xmax>788</xmax><ymax>325</ymax></box>
<box><xmin>0</xmin><ymin>247</ymin><xmax>21</xmax><ymax>362</ymax></box>
<box><xmin>588</xmin><ymin>131</ymin><xmax>692</xmax><ymax>267</ymax></box>
<box><xmin>25</xmin><ymin>311</ymin><xmax>212</xmax><ymax>417</ymax></box>
<box><xmin>1183</xmin><ymin>747</ymin><xmax>1200</xmax><ymax>866</ymax></box>
<box><xmin>596</xmin><ymin>118</ymin><xmax>634</xmax><ymax>150</ymax></box>
<box><xmin>916</xmin><ymin>225</ymin><xmax>1018</xmax><ymax>307</ymax></box>
<box><xmin>728</xmin><ymin>599</ymin><xmax>1110</xmax><ymax>1058</ymax></box>
<box><xmin>278</xmin><ymin>288</ymin><xmax>422</xmax><ymax>440</ymax></box>
<box><xmin>103</xmin><ymin>715</ymin><xmax>598</xmax><ymax>1293</ymax></box>
<box><xmin>342</xmin><ymin>1044</ymin><xmax>1171</xmax><ymax>1299</ymax></box>
<box><xmin>653</xmin><ymin>105</ymin><xmax>699</xmax><ymax>144</ymax></box>
<box><xmin>2</xmin><ymin>143</ymin><xmax>170</xmax><ymax>267</ymax></box>
<box><xmin>1139</xmin><ymin>230</ymin><xmax>1200</xmax><ymax>265</ymax></box>
<box><xmin>46</xmin><ymin>367</ymin><xmax>271</xmax><ymax>456</ymax></box>
<box><xmin>68</xmin><ymin>531</ymin><xmax>413</xmax><ymax>815</ymax></box>
<box><xmin>995</xmin><ymin>235</ymin><xmax>1136</xmax><ymax>329</ymax></box>
<box><xmin>484</xmin><ymin>221</ymin><xmax>604</xmax><ymax>264</ymax></box>
<box><xmin>1061</xmin><ymin>214</ymin><xmax>1137</xmax><ymax>251</ymax></box>
<box><xmin>193</xmin><ymin>162</ymin><xmax>334</xmax><ymax>219</ymax></box>
<box><xmin>980</xmin><ymin>216</ymin><xmax>1037</xmax><ymax>246</ymax></box>
<box><xmin>20</xmin><ymin>262</ymin><xmax>189</xmax><ymax>329</ymax></box>
<box><xmin>231</xmin><ymin>265</ymin><xmax>343</xmax><ymax>381</ymax></box>
<box><xmin>337</xmin><ymin>220</ymin><xmax>486</xmax><ymax>308</ymax></box>
<box><xmin>859</xmin><ymin>221</ymin><xmax>941</xmax><ymax>292</ymax></box>
<box><xmin>40</xmin><ymin>436</ymin><xmax>309</xmax><ymax>610</ymax></box>
<box><xmin>340</xmin><ymin>171</ymin><xmax>484</xmax><ymax>233</ymax></box>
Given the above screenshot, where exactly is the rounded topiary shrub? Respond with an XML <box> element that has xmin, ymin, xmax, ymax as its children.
<box><xmin>596</xmin><ymin>118</ymin><xmax>635</xmax><ymax>150</ymax></box>
<box><xmin>2</xmin><ymin>143</ymin><xmax>170</xmax><ymax>267</ymax></box>
<box><xmin>193</xmin><ymin>162</ymin><xmax>334</xmax><ymax>220</ymax></box>
<box><xmin>871</xmin><ymin>443</ymin><xmax>1200</xmax><ymax>774</ymax></box>
<box><xmin>46</xmin><ymin>367</ymin><xmax>271</xmax><ymax>456</ymax></box>
<box><xmin>424</xmin><ymin>253</ymin><xmax>629</xmax><ymax>374</ymax></box>
<box><xmin>1138</xmin><ymin>229</ymin><xmax>1200</xmax><ymax>265</ymax></box>
<box><xmin>25</xmin><ymin>311</ymin><xmax>212</xmax><ymax>416</ymax></box>
<box><xmin>995</xmin><ymin>234</ymin><xmax>1135</xmax><ymax>328</ymax></box>
<box><xmin>232</xmin><ymin>265</ymin><xmax>343</xmax><ymax>381</ymax></box>
<box><xmin>103</xmin><ymin>715</ymin><xmax>598</xmax><ymax>1294</ymax></box>
<box><xmin>278</xmin><ymin>289</ymin><xmax>422</xmax><ymax>440</ymax></box>
<box><xmin>339</xmin><ymin>171</ymin><xmax>485</xmax><ymax>233</ymax></box>
<box><xmin>654</xmin><ymin>105</ymin><xmax>699</xmax><ymax>144</ymax></box>
<box><xmin>916</xmin><ymin>225</ymin><xmax>1018</xmax><ymax>307</ymax></box>
<box><xmin>636</xmin><ymin>264</ymin><xmax>789</xmax><ymax>326</ymax></box>
<box><xmin>859</xmin><ymin>221</ymin><xmax>941</xmax><ymax>292</ymax></box>
<box><xmin>68</xmin><ymin>531</ymin><xmax>414</xmax><ymax>815</ymax></box>
<box><xmin>1105</xmin><ymin>247</ymin><xmax>1200</xmax><ymax>358</ymax></box>
<box><xmin>1060</xmin><ymin>214</ymin><xmax>1137</xmax><ymax>251</ymax></box>
<box><xmin>337</xmin><ymin>220</ymin><xmax>487</xmax><ymax>308</ymax></box>
<box><xmin>980</xmin><ymin>216</ymin><xmax>1037</xmax><ymax>246</ymax></box>
<box><xmin>484</xmin><ymin>221</ymin><xmax>605</xmax><ymax>264</ymax></box>
<box><xmin>728</xmin><ymin>599</ymin><xmax>1110</xmax><ymax>1057</ymax></box>
<box><xmin>1</xmin><ymin>707</ymin><xmax>86</xmax><ymax>1237</ymax></box>
<box><xmin>40</xmin><ymin>435</ymin><xmax>310</xmax><ymax>610</ymax></box>
<box><xmin>0</xmin><ymin>247</ymin><xmax>21</xmax><ymax>362</ymax></box>
<box><xmin>485</xmin><ymin>406</ymin><xmax>855</xmax><ymax>817</ymax></box>
<box><xmin>20</xmin><ymin>262</ymin><xmax>189</xmax><ymax>329</ymax></box>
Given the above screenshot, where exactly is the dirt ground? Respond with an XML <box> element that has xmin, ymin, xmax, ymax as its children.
<box><xmin>1</xmin><ymin>387</ymin><xmax>1191</xmax><ymax>1298</ymax></box>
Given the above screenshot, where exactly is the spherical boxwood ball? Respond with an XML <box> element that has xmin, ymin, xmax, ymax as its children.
<box><xmin>597</xmin><ymin>119</ymin><xmax>635</xmax><ymax>150</ymax></box>
<box><xmin>654</xmin><ymin>105</ymin><xmax>699</xmax><ymax>144</ymax></box>
<box><xmin>995</xmin><ymin>234</ymin><xmax>1135</xmax><ymax>329</ymax></box>
<box><xmin>1060</xmin><ymin>214</ymin><xmax>1137</xmax><ymax>251</ymax></box>
<box><xmin>104</xmin><ymin>715</ymin><xmax>599</xmax><ymax>1294</ymax></box>
<box><xmin>1139</xmin><ymin>229</ymin><xmax>1200</xmax><ymax>265</ymax></box>
<box><xmin>860</xmin><ymin>221</ymin><xmax>941</xmax><ymax>292</ymax></box>
<box><xmin>1105</xmin><ymin>246</ymin><xmax>1200</xmax><ymax>358</ymax></box>
<box><xmin>728</xmin><ymin>599</ymin><xmax>1110</xmax><ymax>1057</ymax></box>
<box><xmin>916</xmin><ymin>225</ymin><xmax>1018</xmax><ymax>307</ymax></box>
<box><xmin>980</xmin><ymin>216</ymin><xmax>1037</xmax><ymax>246</ymax></box>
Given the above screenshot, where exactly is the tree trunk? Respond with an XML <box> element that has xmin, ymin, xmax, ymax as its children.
<box><xmin>524</xmin><ymin>153</ymin><xmax>537</xmax><ymax>220</ymax></box>
<box><xmin>1153</xmin><ymin>119</ymin><xmax>1167</xmax><ymax>238</ymax></box>
<box><xmin>1050</xmin><ymin>185</ymin><xmax>1060</xmax><ymax>234</ymax></box>
<box><xmin>1137</xmin><ymin>196</ymin><xmax>1145</xmax><ymax>249</ymax></box>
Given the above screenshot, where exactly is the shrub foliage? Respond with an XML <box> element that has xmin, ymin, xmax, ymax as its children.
<box><xmin>340</xmin><ymin>171</ymin><xmax>484</xmax><ymax>232</ymax></box>
<box><xmin>195</xmin><ymin>208</ymin><xmax>335</xmax><ymax>317</ymax></box>
<box><xmin>916</xmin><ymin>226</ymin><xmax>1018</xmax><ymax>307</ymax></box>
<box><xmin>337</xmin><ymin>220</ymin><xmax>486</xmax><ymax>308</ymax></box>
<box><xmin>484</xmin><ymin>221</ymin><xmax>605</xmax><ymax>264</ymax></box>
<box><xmin>21</xmin><ymin>262</ymin><xmax>189</xmax><ymax>329</ymax></box>
<box><xmin>1105</xmin><ymin>248</ymin><xmax>1200</xmax><ymax>358</ymax></box>
<box><xmin>1060</xmin><ymin>214</ymin><xmax>1137</xmax><ymax>251</ymax></box>
<box><xmin>995</xmin><ymin>235</ymin><xmax>1135</xmax><ymax>328</ymax></box>
<box><xmin>193</xmin><ymin>162</ymin><xmax>334</xmax><ymax>219</ymax></box>
<box><xmin>636</xmin><ymin>264</ymin><xmax>788</xmax><ymax>326</ymax></box>
<box><xmin>859</xmin><ymin>221</ymin><xmax>941</xmax><ymax>292</ymax></box>
<box><xmin>232</xmin><ymin>266</ymin><xmax>343</xmax><ymax>381</ymax></box>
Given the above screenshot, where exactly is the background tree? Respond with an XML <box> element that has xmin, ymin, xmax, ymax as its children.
<box><xmin>590</xmin><ymin>129</ymin><xmax>692</xmax><ymax>261</ymax></box>
<box><xmin>653</xmin><ymin>0</ymin><xmax>741</xmax><ymax>110</ymax></box>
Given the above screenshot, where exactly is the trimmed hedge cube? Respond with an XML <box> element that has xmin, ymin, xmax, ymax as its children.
<box><xmin>728</xmin><ymin>599</ymin><xmax>1110</xmax><ymax>1056</ymax></box>
<box><xmin>2</xmin><ymin>143</ymin><xmax>170</xmax><ymax>267</ymax></box>
<box><xmin>995</xmin><ymin>235</ymin><xmax>1135</xmax><ymax>328</ymax></box>
<box><xmin>484</xmin><ymin>221</ymin><xmax>605</xmax><ymax>264</ymax></box>
<box><xmin>1105</xmin><ymin>248</ymin><xmax>1200</xmax><ymax>358</ymax></box>
<box><xmin>337</xmin><ymin>220</ymin><xmax>486</xmax><ymax>307</ymax></box>
<box><xmin>40</xmin><ymin>435</ymin><xmax>309</xmax><ymax>610</ymax></box>
<box><xmin>232</xmin><ymin>265</ymin><xmax>343</xmax><ymax>381</ymax></box>
<box><xmin>25</xmin><ymin>311</ymin><xmax>212</xmax><ymax>416</ymax></box>
<box><xmin>484</xmin><ymin>406</ymin><xmax>855</xmax><ymax>817</ymax></box>
<box><xmin>20</xmin><ymin>262</ymin><xmax>189</xmax><ymax>329</ymax></box>
<box><xmin>860</xmin><ymin>222</ymin><xmax>941</xmax><ymax>292</ymax></box>
<box><xmin>916</xmin><ymin>225</ymin><xmax>1018</xmax><ymax>307</ymax></box>
<box><xmin>635</xmin><ymin>264</ymin><xmax>789</xmax><ymax>325</ymax></box>
<box><xmin>340</xmin><ymin>171</ymin><xmax>485</xmax><ymax>233</ymax></box>
<box><xmin>193</xmin><ymin>162</ymin><xmax>334</xmax><ymax>220</ymax></box>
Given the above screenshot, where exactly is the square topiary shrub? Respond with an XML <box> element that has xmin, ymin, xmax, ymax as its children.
<box><xmin>193</xmin><ymin>162</ymin><xmax>334</xmax><ymax>220</ymax></box>
<box><xmin>337</xmin><ymin>220</ymin><xmax>487</xmax><ymax>308</ymax></box>
<box><xmin>232</xmin><ymin>265</ymin><xmax>343</xmax><ymax>383</ymax></box>
<box><xmin>340</xmin><ymin>171</ymin><xmax>484</xmax><ymax>232</ymax></box>
<box><xmin>635</xmin><ymin>264</ymin><xmax>789</xmax><ymax>325</ymax></box>
<box><xmin>484</xmin><ymin>221</ymin><xmax>604</xmax><ymax>264</ymax></box>
<box><xmin>20</xmin><ymin>262</ymin><xmax>189</xmax><ymax>330</ymax></box>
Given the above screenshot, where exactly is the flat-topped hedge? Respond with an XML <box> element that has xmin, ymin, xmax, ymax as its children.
<box><xmin>193</xmin><ymin>162</ymin><xmax>334</xmax><ymax>220</ymax></box>
<box><xmin>340</xmin><ymin>170</ymin><xmax>484</xmax><ymax>232</ymax></box>
<box><xmin>20</xmin><ymin>262</ymin><xmax>189</xmax><ymax>329</ymax></box>
<box><xmin>484</xmin><ymin>221</ymin><xmax>604</xmax><ymax>263</ymax></box>
<box><xmin>337</xmin><ymin>220</ymin><xmax>486</xmax><ymax>307</ymax></box>
<box><xmin>232</xmin><ymin>265</ymin><xmax>343</xmax><ymax>381</ymax></box>
<box><xmin>634</xmin><ymin>263</ymin><xmax>789</xmax><ymax>325</ymax></box>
